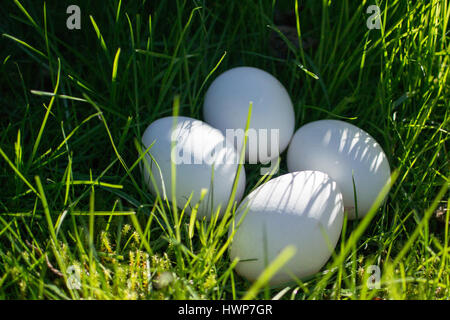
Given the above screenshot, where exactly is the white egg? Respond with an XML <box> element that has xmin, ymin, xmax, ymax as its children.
<box><xmin>141</xmin><ymin>116</ymin><xmax>246</xmax><ymax>220</ymax></box>
<box><xmin>229</xmin><ymin>171</ymin><xmax>344</xmax><ymax>286</ymax></box>
<box><xmin>287</xmin><ymin>119</ymin><xmax>391</xmax><ymax>219</ymax></box>
<box><xmin>203</xmin><ymin>66</ymin><xmax>295</xmax><ymax>164</ymax></box>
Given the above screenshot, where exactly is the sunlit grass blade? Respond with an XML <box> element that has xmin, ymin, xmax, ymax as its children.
<box><xmin>242</xmin><ymin>246</ymin><xmax>297</xmax><ymax>300</ymax></box>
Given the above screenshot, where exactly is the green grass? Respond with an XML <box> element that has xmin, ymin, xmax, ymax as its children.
<box><xmin>0</xmin><ymin>0</ymin><xmax>448</xmax><ymax>299</ymax></box>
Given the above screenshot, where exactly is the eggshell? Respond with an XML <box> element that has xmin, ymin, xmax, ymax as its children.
<box><xmin>203</xmin><ymin>66</ymin><xmax>295</xmax><ymax>164</ymax></box>
<box><xmin>141</xmin><ymin>116</ymin><xmax>246</xmax><ymax>220</ymax></box>
<box><xmin>229</xmin><ymin>171</ymin><xmax>344</xmax><ymax>286</ymax></box>
<box><xmin>287</xmin><ymin>119</ymin><xmax>391</xmax><ymax>219</ymax></box>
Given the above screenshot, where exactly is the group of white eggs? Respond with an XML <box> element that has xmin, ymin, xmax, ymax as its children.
<box><xmin>141</xmin><ymin>67</ymin><xmax>391</xmax><ymax>286</ymax></box>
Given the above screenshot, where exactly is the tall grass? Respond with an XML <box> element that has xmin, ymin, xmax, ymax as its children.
<box><xmin>0</xmin><ymin>0</ymin><xmax>448</xmax><ymax>299</ymax></box>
